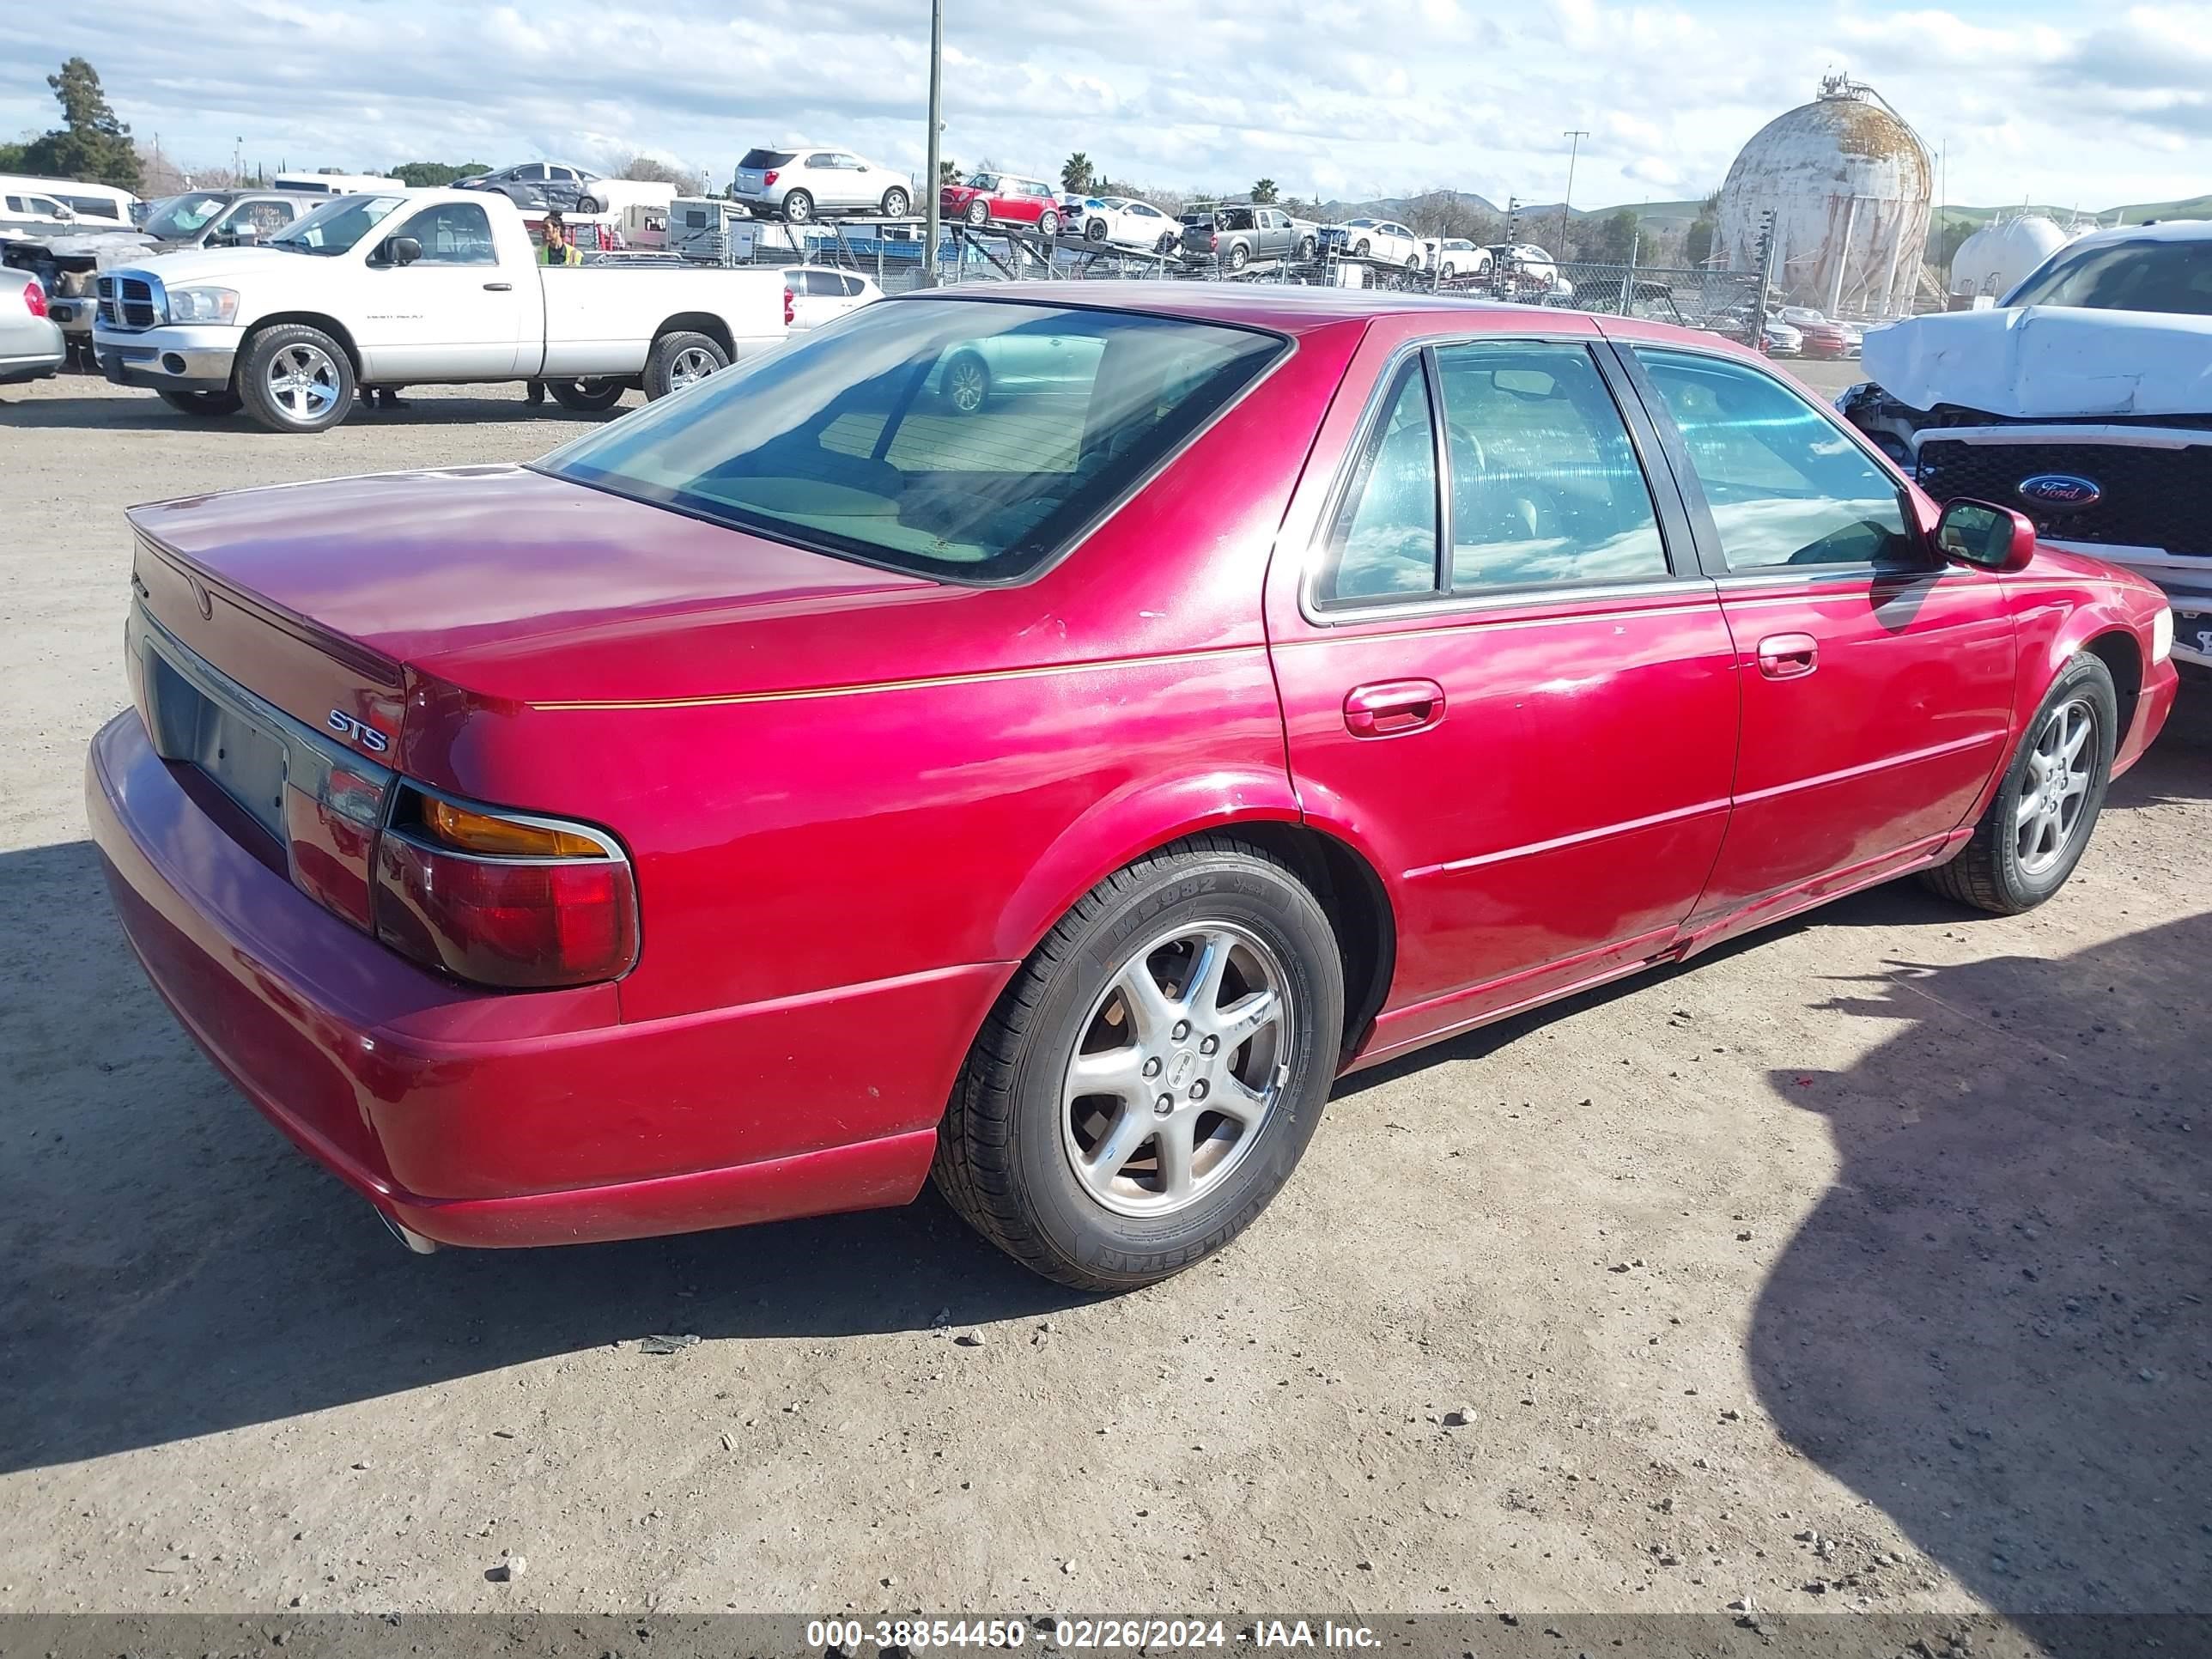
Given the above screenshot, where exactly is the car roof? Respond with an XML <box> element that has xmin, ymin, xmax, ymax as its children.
<box><xmin>896</xmin><ymin>282</ymin><xmax>1759</xmax><ymax>356</ymax></box>
<box><xmin>2069</xmin><ymin>218</ymin><xmax>2212</xmax><ymax>246</ymax></box>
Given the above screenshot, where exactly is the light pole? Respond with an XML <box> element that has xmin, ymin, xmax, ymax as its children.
<box><xmin>1560</xmin><ymin>129</ymin><xmax>1588</xmax><ymax>252</ymax></box>
<box><xmin>922</xmin><ymin>0</ymin><xmax>944</xmax><ymax>286</ymax></box>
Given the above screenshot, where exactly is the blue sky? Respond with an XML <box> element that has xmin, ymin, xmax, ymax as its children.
<box><xmin>2</xmin><ymin>0</ymin><xmax>2205</xmax><ymax>210</ymax></box>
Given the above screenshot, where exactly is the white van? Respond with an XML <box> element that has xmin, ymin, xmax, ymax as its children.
<box><xmin>272</xmin><ymin>171</ymin><xmax>406</xmax><ymax>196</ymax></box>
<box><xmin>0</xmin><ymin>174</ymin><xmax>138</xmax><ymax>226</ymax></box>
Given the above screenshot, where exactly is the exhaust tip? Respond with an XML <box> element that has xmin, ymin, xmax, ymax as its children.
<box><xmin>380</xmin><ymin>1212</ymin><xmax>440</xmax><ymax>1255</ymax></box>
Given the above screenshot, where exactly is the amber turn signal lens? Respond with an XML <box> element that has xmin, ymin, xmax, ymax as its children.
<box><xmin>423</xmin><ymin>798</ymin><xmax>605</xmax><ymax>859</ymax></box>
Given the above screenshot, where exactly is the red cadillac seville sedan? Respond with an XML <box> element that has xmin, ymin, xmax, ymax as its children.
<box><xmin>88</xmin><ymin>286</ymin><xmax>2178</xmax><ymax>1291</ymax></box>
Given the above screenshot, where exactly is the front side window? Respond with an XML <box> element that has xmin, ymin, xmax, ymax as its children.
<box><xmin>268</xmin><ymin>194</ymin><xmax>405</xmax><ymax>255</ymax></box>
<box><xmin>396</xmin><ymin>202</ymin><xmax>496</xmax><ymax>265</ymax></box>
<box><xmin>1634</xmin><ymin>348</ymin><xmax>1911</xmax><ymax>570</ymax></box>
<box><xmin>1436</xmin><ymin>343</ymin><xmax>1668</xmax><ymax>591</ymax></box>
<box><xmin>1317</xmin><ymin>359</ymin><xmax>1440</xmax><ymax>605</ymax></box>
<box><xmin>538</xmin><ymin>299</ymin><xmax>1285</xmax><ymax>582</ymax></box>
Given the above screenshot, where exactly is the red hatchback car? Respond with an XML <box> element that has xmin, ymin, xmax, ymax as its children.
<box><xmin>89</xmin><ymin>288</ymin><xmax>2178</xmax><ymax>1291</ymax></box>
<box><xmin>939</xmin><ymin>170</ymin><xmax>1063</xmax><ymax>236</ymax></box>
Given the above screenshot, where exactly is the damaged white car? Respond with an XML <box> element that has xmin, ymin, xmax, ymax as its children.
<box><xmin>1839</xmin><ymin>219</ymin><xmax>2212</xmax><ymax>667</ymax></box>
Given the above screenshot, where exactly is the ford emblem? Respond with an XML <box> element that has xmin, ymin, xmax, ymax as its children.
<box><xmin>2017</xmin><ymin>473</ymin><xmax>2102</xmax><ymax>511</ymax></box>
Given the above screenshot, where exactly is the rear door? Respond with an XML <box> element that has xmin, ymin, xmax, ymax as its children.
<box><xmin>1267</xmin><ymin>324</ymin><xmax>1741</xmax><ymax>1060</ymax></box>
<box><xmin>1618</xmin><ymin>342</ymin><xmax>2017</xmax><ymax>936</ymax></box>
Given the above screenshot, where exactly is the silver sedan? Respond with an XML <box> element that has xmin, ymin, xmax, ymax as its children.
<box><xmin>0</xmin><ymin>274</ymin><xmax>64</xmax><ymax>385</ymax></box>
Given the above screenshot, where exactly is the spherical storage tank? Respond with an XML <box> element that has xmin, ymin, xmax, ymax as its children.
<box><xmin>1717</xmin><ymin>75</ymin><xmax>1933</xmax><ymax>318</ymax></box>
<box><xmin>1949</xmin><ymin>215</ymin><xmax>2069</xmax><ymax>298</ymax></box>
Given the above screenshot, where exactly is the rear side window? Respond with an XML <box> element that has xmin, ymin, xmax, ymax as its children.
<box><xmin>538</xmin><ymin>300</ymin><xmax>1285</xmax><ymax>582</ymax></box>
<box><xmin>1318</xmin><ymin>360</ymin><xmax>1441</xmax><ymax>604</ymax></box>
<box><xmin>742</xmin><ymin>149</ymin><xmax>798</xmax><ymax>169</ymax></box>
<box><xmin>1634</xmin><ymin>348</ymin><xmax>1911</xmax><ymax>569</ymax></box>
<box><xmin>1435</xmin><ymin>343</ymin><xmax>1668</xmax><ymax>591</ymax></box>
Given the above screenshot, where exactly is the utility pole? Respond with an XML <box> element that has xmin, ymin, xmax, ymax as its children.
<box><xmin>922</xmin><ymin>0</ymin><xmax>944</xmax><ymax>287</ymax></box>
<box><xmin>1559</xmin><ymin>129</ymin><xmax>1588</xmax><ymax>252</ymax></box>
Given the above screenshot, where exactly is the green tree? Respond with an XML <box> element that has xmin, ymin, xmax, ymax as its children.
<box><xmin>1685</xmin><ymin>216</ymin><xmax>1716</xmax><ymax>267</ymax></box>
<box><xmin>939</xmin><ymin>158</ymin><xmax>959</xmax><ymax>185</ymax></box>
<box><xmin>1250</xmin><ymin>178</ymin><xmax>1279</xmax><ymax>204</ymax></box>
<box><xmin>391</xmin><ymin>160</ymin><xmax>491</xmax><ymax>188</ymax></box>
<box><xmin>16</xmin><ymin>57</ymin><xmax>140</xmax><ymax>190</ymax></box>
<box><xmin>1060</xmin><ymin>152</ymin><xmax>1093</xmax><ymax>191</ymax></box>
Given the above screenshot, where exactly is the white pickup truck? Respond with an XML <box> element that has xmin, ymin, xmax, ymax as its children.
<box><xmin>92</xmin><ymin>189</ymin><xmax>791</xmax><ymax>433</ymax></box>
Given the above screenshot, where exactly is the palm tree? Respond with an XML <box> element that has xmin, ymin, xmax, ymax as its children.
<box><xmin>1251</xmin><ymin>178</ymin><xmax>1279</xmax><ymax>204</ymax></box>
<box><xmin>1061</xmin><ymin>153</ymin><xmax>1094</xmax><ymax>192</ymax></box>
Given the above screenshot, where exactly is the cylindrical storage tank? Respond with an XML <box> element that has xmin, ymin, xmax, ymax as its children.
<box><xmin>1716</xmin><ymin>76</ymin><xmax>1933</xmax><ymax>318</ymax></box>
<box><xmin>1949</xmin><ymin>215</ymin><xmax>2069</xmax><ymax>298</ymax></box>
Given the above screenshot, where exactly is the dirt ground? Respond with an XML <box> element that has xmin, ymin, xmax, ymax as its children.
<box><xmin>1</xmin><ymin>363</ymin><xmax>2207</xmax><ymax>1643</ymax></box>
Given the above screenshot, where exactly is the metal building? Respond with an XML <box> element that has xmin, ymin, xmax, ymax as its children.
<box><xmin>1716</xmin><ymin>75</ymin><xmax>1933</xmax><ymax>319</ymax></box>
<box><xmin>1948</xmin><ymin>214</ymin><xmax>2070</xmax><ymax>299</ymax></box>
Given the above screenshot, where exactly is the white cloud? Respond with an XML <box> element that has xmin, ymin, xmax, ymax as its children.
<box><xmin>0</xmin><ymin>0</ymin><xmax>2203</xmax><ymax>210</ymax></box>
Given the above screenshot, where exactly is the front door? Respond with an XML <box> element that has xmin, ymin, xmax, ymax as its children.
<box><xmin>1268</xmin><ymin>329</ymin><xmax>1741</xmax><ymax>1061</ymax></box>
<box><xmin>355</xmin><ymin>199</ymin><xmax>526</xmax><ymax>381</ymax></box>
<box><xmin>1620</xmin><ymin>343</ymin><xmax>2018</xmax><ymax>934</ymax></box>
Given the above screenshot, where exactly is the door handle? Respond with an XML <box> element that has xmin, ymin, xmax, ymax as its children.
<box><xmin>1755</xmin><ymin>633</ymin><xmax>1819</xmax><ymax>679</ymax></box>
<box><xmin>1344</xmin><ymin>678</ymin><xmax>1446</xmax><ymax>738</ymax></box>
<box><xmin>483</xmin><ymin>282</ymin><xmax>514</xmax><ymax>291</ymax></box>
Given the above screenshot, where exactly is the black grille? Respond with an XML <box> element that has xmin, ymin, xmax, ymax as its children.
<box><xmin>1917</xmin><ymin>436</ymin><xmax>2212</xmax><ymax>557</ymax></box>
<box><xmin>94</xmin><ymin>273</ymin><xmax>156</xmax><ymax>330</ymax></box>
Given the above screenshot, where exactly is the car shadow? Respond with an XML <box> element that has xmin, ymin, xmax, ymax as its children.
<box><xmin>2106</xmin><ymin>681</ymin><xmax>2212</xmax><ymax>811</ymax></box>
<box><xmin>1749</xmin><ymin>912</ymin><xmax>2212</xmax><ymax>1620</ymax></box>
<box><xmin>0</xmin><ymin>838</ymin><xmax>1083</xmax><ymax>1478</ymax></box>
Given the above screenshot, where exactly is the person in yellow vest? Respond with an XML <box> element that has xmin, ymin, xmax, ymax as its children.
<box><xmin>526</xmin><ymin>214</ymin><xmax>584</xmax><ymax>405</ymax></box>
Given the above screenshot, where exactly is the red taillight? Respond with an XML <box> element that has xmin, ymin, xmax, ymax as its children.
<box><xmin>1208</xmin><ymin>231</ymin><xmax>1218</xmax><ymax>251</ymax></box>
<box><xmin>22</xmin><ymin>281</ymin><xmax>47</xmax><ymax>319</ymax></box>
<box><xmin>762</xmin><ymin>169</ymin><xmax>779</xmax><ymax>188</ymax></box>
<box><xmin>784</xmin><ymin>287</ymin><xmax>794</xmax><ymax>325</ymax></box>
<box><xmin>373</xmin><ymin>831</ymin><xmax>638</xmax><ymax>990</ymax></box>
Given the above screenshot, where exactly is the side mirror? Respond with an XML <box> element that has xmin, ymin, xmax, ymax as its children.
<box><xmin>385</xmin><ymin>236</ymin><xmax>422</xmax><ymax>267</ymax></box>
<box><xmin>1936</xmin><ymin>498</ymin><xmax>2038</xmax><ymax>572</ymax></box>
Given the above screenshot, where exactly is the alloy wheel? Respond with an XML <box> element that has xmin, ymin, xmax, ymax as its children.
<box><xmin>2015</xmin><ymin>697</ymin><xmax>2094</xmax><ymax>876</ymax></box>
<box><xmin>1059</xmin><ymin>922</ymin><xmax>1294</xmax><ymax>1218</ymax></box>
<box><xmin>267</xmin><ymin>342</ymin><xmax>341</xmax><ymax>423</ymax></box>
<box><xmin>667</xmin><ymin>347</ymin><xmax>720</xmax><ymax>391</ymax></box>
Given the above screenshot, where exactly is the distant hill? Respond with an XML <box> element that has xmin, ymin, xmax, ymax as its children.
<box><xmin>1302</xmin><ymin>188</ymin><xmax>2207</xmax><ymax>235</ymax></box>
<box><xmin>1935</xmin><ymin>194</ymin><xmax>2212</xmax><ymax>230</ymax></box>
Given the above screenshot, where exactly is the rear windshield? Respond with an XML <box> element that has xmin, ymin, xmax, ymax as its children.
<box><xmin>740</xmin><ymin>149</ymin><xmax>797</xmax><ymax>170</ymax></box>
<box><xmin>537</xmin><ymin>298</ymin><xmax>1285</xmax><ymax>582</ymax></box>
<box><xmin>2005</xmin><ymin>237</ymin><xmax>2212</xmax><ymax>316</ymax></box>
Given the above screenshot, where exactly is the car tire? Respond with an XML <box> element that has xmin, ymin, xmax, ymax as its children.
<box><xmin>1922</xmin><ymin>652</ymin><xmax>2118</xmax><ymax>915</ymax></box>
<box><xmin>941</xmin><ymin>349</ymin><xmax>989</xmax><ymax>415</ymax></box>
<box><xmin>575</xmin><ymin>195</ymin><xmax>601</xmax><ymax>215</ymax></box>
<box><xmin>966</xmin><ymin>199</ymin><xmax>989</xmax><ymax>228</ymax></box>
<box><xmin>1228</xmin><ymin>242</ymin><xmax>1250</xmax><ymax>271</ymax></box>
<box><xmin>641</xmin><ymin>330</ymin><xmax>728</xmax><ymax>401</ymax></box>
<box><xmin>237</xmin><ymin>322</ymin><xmax>354</xmax><ymax>434</ymax></box>
<box><xmin>933</xmin><ymin>834</ymin><xmax>1345</xmax><ymax>1292</ymax></box>
<box><xmin>156</xmin><ymin>388</ymin><xmax>243</xmax><ymax>418</ymax></box>
<box><xmin>1354</xmin><ymin>239</ymin><xmax>1371</xmax><ymax>257</ymax></box>
<box><xmin>782</xmin><ymin>190</ymin><xmax>814</xmax><ymax>224</ymax></box>
<box><xmin>544</xmin><ymin>377</ymin><xmax>626</xmax><ymax>412</ymax></box>
<box><xmin>881</xmin><ymin>186</ymin><xmax>911</xmax><ymax>218</ymax></box>
<box><xmin>1158</xmin><ymin>231</ymin><xmax>1178</xmax><ymax>254</ymax></box>
<box><xmin>1039</xmin><ymin>210</ymin><xmax>1061</xmax><ymax>238</ymax></box>
<box><xmin>1297</xmin><ymin>236</ymin><xmax>1317</xmax><ymax>260</ymax></box>
<box><xmin>1407</xmin><ymin>253</ymin><xmax>1422</xmax><ymax>270</ymax></box>
<box><xmin>1086</xmin><ymin>218</ymin><xmax>1109</xmax><ymax>243</ymax></box>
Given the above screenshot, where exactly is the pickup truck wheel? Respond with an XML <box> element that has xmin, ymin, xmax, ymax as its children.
<box><xmin>642</xmin><ymin>331</ymin><xmax>728</xmax><ymax>401</ymax></box>
<box><xmin>1922</xmin><ymin>653</ymin><xmax>2117</xmax><ymax>915</ymax></box>
<box><xmin>933</xmin><ymin>835</ymin><xmax>1344</xmax><ymax>1292</ymax></box>
<box><xmin>942</xmin><ymin>350</ymin><xmax>990</xmax><ymax>414</ymax></box>
<box><xmin>880</xmin><ymin>186</ymin><xmax>910</xmax><ymax>218</ymax></box>
<box><xmin>782</xmin><ymin>190</ymin><xmax>814</xmax><ymax>224</ymax></box>
<box><xmin>157</xmin><ymin>388</ymin><xmax>243</xmax><ymax>418</ymax></box>
<box><xmin>545</xmin><ymin>377</ymin><xmax>626</xmax><ymax>412</ymax></box>
<box><xmin>1297</xmin><ymin>236</ymin><xmax>1317</xmax><ymax>260</ymax></box>
<box><xmin>1228</xmin><ymin>243</ymin><xmax>1250</xmax><ymax>271</ymax></box>
<box><xmin>965</xmin><ymin>199</ymin><xmax>989</xmax><ymax>228</ymax></box>
<box><xmin>238</xmin><ymin>324</ymin><xmax>354</xmax><ymax>434</ymax></box>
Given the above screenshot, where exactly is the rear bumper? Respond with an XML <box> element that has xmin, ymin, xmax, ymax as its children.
<box><xmin>88</xmin><ymin>711</ymin><xmax>954</xmax><ymax>1249</ymax></box>
<box><xmin>0</xmin><ymin>316</ymin><xmax>64</xmax><ymax>382</ymax></box>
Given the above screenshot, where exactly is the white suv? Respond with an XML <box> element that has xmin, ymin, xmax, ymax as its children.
<box><xmin>733</xmin><ymin>148</ymin><xmax>915</xmax><ymax>224</ymax></box>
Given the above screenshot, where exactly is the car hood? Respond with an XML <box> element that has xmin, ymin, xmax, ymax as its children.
<box><xmin>112</xmin><ymin>244</ymin><xmax>301</xmax><ymax>286</ymax></box>
<box><xmin>125</xmin><ymin>465</ymin><xmax>956</xmax><ymax>705</ymax></box>
<box><xmin>1863</xmin><ymin>304</ymin><xmax>2212</xmax><ymax>419</ymax></box>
